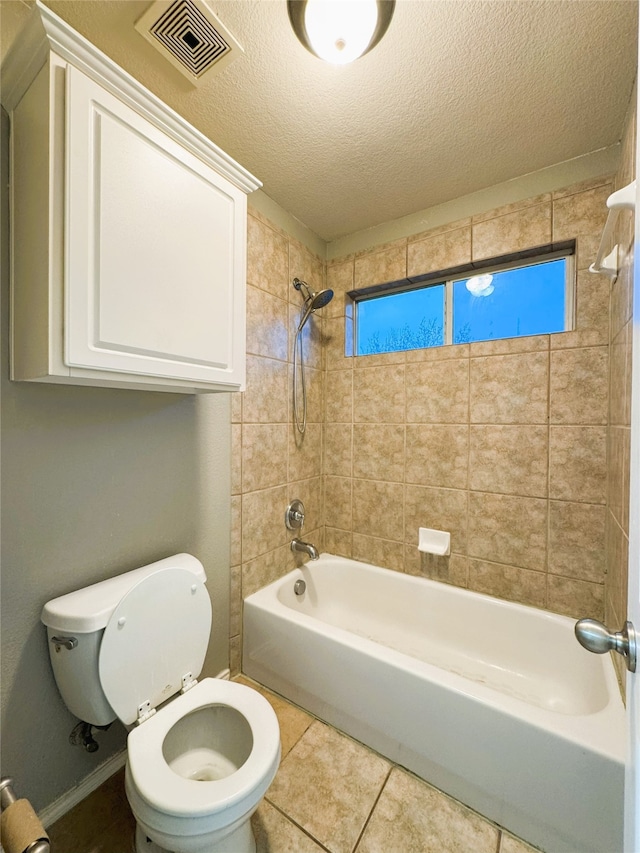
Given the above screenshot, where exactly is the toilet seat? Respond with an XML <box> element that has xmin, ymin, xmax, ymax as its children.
<box><xmin>99</xmin><ymin>567</ymin><xmax>212</xmax><ymax>726</ymax></box>
<box><xmin>127</xmin><ymin>678</ymin><xmax>281</xmax><ymax>823</ymax></box>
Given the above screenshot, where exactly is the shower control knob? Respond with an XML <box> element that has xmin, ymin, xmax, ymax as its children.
<box><xmin>285</xmin><ymin>499</ymin><xmax>305</xmax><ymax>530</ymax></box>
<box><xmin>574</xmin><ymin>617</ymin><xmax>637</xmax><ymax>672</ymax></box>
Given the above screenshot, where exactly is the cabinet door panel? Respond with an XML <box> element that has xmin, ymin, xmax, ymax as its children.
<box><xmin>65</xmin><ymin>65</ymin><xmax>245</xmax><ymax>385</ymax></box>
<box><xmin>96</xmin><ymin>111</ymin><xmax>231</xmax><ymax>366</ymax></box>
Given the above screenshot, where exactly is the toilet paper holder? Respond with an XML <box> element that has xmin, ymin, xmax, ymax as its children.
<box><xmin>0</xmin><ymin>778</ymin><xmax>50</xmax><ymax>853</ymax></box>
<box><xmin>0</xmin><ymin>777</ymin><xmax>16</xmax><ymax>812</ymax></box>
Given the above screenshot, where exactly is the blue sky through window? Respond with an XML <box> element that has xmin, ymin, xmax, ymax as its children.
<box><xmin>355</xmin><ymin>257</ymin><xmax>567</xmax><ymax>355</ymax></box>
<box><xmin>356</xmin><ymin>284</ymin><xmax>445</xmax><ymax>355</ymax></box>
<box><xmin>453</xmin><ymin>258</ymin><xmax>566</xmax><ymax>344</ymax></box>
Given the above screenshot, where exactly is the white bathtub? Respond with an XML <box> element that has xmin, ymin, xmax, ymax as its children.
<box><xmin>243</xmin><ymin>554</ymin><xmax>625</xmax><ymax>853</ymax></box>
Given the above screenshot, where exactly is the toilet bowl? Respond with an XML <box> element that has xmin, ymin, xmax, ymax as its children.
<box><xmin>41</xmin><ymin>554</ymin><xmax>281</xmax><ymax>853</ymax></box>
<box><xmin>125</xmin><ymin>678</ymin><xmax>280</xmax><ymax>853</ymax></box>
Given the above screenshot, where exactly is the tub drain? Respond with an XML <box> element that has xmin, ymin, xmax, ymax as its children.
<box><xmin>294</xmin><ymin>579</ymin><xmax>306</xmax><ymax>596</ymax></box>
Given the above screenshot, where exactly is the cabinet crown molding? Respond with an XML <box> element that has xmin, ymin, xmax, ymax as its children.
<box><xmin>1</xmin><ymin>0</ymin><xmax>262</xmax><ymax>195</ymax></box>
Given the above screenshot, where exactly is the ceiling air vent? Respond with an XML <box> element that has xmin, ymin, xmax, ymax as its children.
<box><xmin>135</xmin><ymin>0</ymin><xmax>243</xmax><ymax>85</ymax></box>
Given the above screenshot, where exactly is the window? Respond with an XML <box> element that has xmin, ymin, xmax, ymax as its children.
<box><xmin>357</xmin><ymin>285</ymin><xmax>445</xmax><ymax>354</ymax></box>
<box><xmin>354</xmin><ymin>249</ymin><xmax>574</xmax><ymax>357</ymax></box>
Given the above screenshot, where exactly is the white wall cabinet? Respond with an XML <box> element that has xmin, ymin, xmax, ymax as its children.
<box><xmin>3</xmin><ymin>2</ymin><xmax>261</xmax><ymax>393</ymax></box>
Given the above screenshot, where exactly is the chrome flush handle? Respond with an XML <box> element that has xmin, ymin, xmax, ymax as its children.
<box><xmin>574</xmin><ymin>618</ymin><xmax>637</xmax><ymax>673</ymax></box>
<box><xmin>50</xmin><ymin>635</ymin><xmax>78</xmax><ymax>652</ymax></box>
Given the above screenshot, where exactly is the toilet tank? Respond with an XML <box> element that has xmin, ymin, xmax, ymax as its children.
<box><xmin>41</xmin><ymin>554</ymin><xmax>206</xmax><ymax>726</ymax></box>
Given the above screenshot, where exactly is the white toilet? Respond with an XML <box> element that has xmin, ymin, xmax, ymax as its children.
<box><xmin>41</xmin><ymin>554</ymin><xmax>281</xmax><ymax>853</ymax></box>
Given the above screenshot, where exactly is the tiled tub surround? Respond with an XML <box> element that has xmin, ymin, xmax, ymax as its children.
<box><xmin>244</xmin><ymin>555</ymin><xmax>625</xmax><ymax>853</ymax></box>
<box><xmin>231</xmin><ymin>208</ymin><xmax>327</xmax><ymax>673</ymax></box>
<box><xmin>47</xmin><ymin>677</ymin><xmax>541</xmax><ymax>853</ymax></box>
<box><xmin>323</xmin><ymin>175</ymin><xmax>616</xmax><ymax>623</ymax></box>
<box><xmin>605</xmin><ymin>89</ymin><xmax>635</xmax><ymax>693</ymax></box>
<box><xmin>234</xmin><ymin>173</ymin><xmax>633</xmax><ymax>678</ymax></box>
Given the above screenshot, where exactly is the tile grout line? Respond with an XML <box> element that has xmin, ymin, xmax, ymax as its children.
<box><xmin>401</xmin><ymin>233</ymin><xmax>409</xmax><ymax>576</ymax></box>
<box><xmin>348</xmin><ymin>474</ymin><xmax>607</xmax><ymax>505</ymax></box>
<box><xmin>263</xmin><ymin>797</ymin><xmax>335</xmax><ymax>853</ymax></box>
<box><xmin>350</xmin><ymin>765</ymin><xmax>394</xmax><ymax>853</ymax></box>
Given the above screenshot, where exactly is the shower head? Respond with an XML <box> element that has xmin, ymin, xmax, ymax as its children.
<box><xmin>298</xmin><ymin>288</ymin><xmax>334</xmax><ymax>330</ymax></box>
<box><xmin>293</xmin><ymin>278</ymin><xmax>334</xmax><ymax>331</ymax></box>
<box><xmin>309</xmin><ymin>289</ymin><xmax>334</xmax><ymax>310</ymax></box>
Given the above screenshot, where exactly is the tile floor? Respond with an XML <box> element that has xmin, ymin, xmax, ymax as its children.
<box><xmin>48</xmin><ymin>676</ymin><xmax>540</xmax><ymax>853</ymax></box>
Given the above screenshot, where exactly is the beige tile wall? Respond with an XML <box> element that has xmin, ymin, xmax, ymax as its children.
<box><xmin>325</xmin><ymin>175</ymin><xmax>615</xmax><ymax>622</ymax></box>
<box><xmin>606</xmin><ymin>90</ymin><xmax>636</xmax><ymax>693</ymax></box>
<box><xmin>230</xmin><ymin>207</ymin><xmax>327</xmax><ymax>674</ymax></box>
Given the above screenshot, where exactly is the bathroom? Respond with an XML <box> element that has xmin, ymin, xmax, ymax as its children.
<box><xmin>0</xmin><ymin>0</ymin><xmax>638</xmax><ymax>851</ymax></box>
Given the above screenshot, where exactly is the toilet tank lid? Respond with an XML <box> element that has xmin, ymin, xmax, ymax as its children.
<box><xmin>41</xmin><ymin>554</ymin><xmax>206</xmax><ymax>633</ymax></box>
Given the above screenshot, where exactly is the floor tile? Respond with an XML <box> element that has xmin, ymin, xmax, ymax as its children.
<box><xmin>252</xmin><ymin>800</ymin><xmax>328</xmax><ymax>853</ymax></box>
<box><xmin>266</xmin><ymin>721</ymin><xmax>391</xmax><ymax>853</ymax></box>
<box><xmin>235</xmin><ymin>675</ymin><xmax>314</xmax><ymax>757</ymax></box>
<box><xmin>48</xmin><ymin>767</ymin><xmax>130</xmax><ymax>850</ymax></box>
<box><xmin>500</xmin><ymin>833</ymin><xmax>542</xmax><ymax>853</ymax></box>
<box><xmin>355</xmin><ymin>767</ymin><xmax>499</xmax><ymax>853</ymax></box>
<box><xmin>44</xmin><ymin>684</ymin><xmax>544</xmax><ymax>853</ymax></box>
<box><xmin>90</xmin><ymin>809</ymin><xmax>136</xmax><ymax>853</ymax></box>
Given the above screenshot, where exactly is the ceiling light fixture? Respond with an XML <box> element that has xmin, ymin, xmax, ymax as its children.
<box><xmin>287</xmin><ymin>0</ymin><xmax>395</xmax><ymax>65</ymax></box>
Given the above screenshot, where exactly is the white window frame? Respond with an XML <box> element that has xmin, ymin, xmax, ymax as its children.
<box><xmin>353</xmin><ymin>248</ymin><xmax>575</xmax><ymax>356</ymax></box>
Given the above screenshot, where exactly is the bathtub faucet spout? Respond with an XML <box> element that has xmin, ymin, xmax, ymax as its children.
<box><xmin>290</xmin><ymin>539</ymin><xmax>319</xmax><ymax>560</ymax></box>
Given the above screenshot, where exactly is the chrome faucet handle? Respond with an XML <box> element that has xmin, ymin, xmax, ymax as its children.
<box><xmin>285</xmin><ymin>499</ymin><xmax>305</xmax><ymax>530</ymax></box>
<box><xmin>575</xmin><ymin>618</ymin><xmax>636</xmax><ymax>672</ymax></box>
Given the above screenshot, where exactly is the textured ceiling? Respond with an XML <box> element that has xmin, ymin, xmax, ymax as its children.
<box><xmin>1</xmin><ymin>0</ymin><xmax>638</xmax><ymax>241</ymax></box>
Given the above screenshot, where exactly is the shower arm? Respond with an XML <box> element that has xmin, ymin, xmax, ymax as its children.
<box><xmin>293</xmin><ymin>277</ymin><xmax>312</xmax><ymax>301</ymax></box>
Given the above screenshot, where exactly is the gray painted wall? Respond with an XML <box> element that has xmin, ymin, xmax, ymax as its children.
<box><xmin>0</xmin><ymin>108</ymin><xmax>232</xmax><ymax>814</ymax></box>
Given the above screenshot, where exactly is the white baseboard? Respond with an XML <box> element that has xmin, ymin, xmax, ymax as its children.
<box><xmin>38</xmin><ymin>749</ymin><xmax>127</xmax><ymax>829</ymax></box>
<box><xmin>215</xmin><ymin>668</ymin><xmax>231</xmax><ymax>680</ymax></box>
